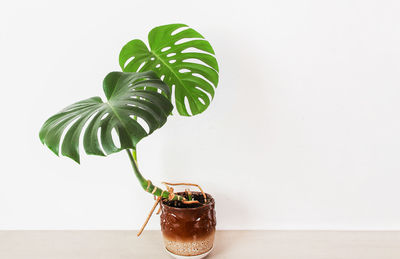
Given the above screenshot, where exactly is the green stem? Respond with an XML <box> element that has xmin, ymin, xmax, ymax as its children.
<box><xmin>132</xmin><ymin>149</ymin><xmax>137</xmax><ymax>164</ymax></box>
<box><xmin>126</xmin><ymin>149</ymin><xmax>184</xmax><ymax>201</ymax></box>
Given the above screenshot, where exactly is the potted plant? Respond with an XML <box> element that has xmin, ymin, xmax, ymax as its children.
<box><xmin>39</xmin><ymin>24</ymin><xmax>219</xmax><ymax>258</ymax></box>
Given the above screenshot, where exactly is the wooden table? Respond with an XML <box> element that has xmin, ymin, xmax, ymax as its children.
<box><xmin>1</xmin><ymin>230</ymin><xmax>399</xmax><ymax>258</ymax></box>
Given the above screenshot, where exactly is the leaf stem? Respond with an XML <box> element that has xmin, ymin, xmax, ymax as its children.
<box><xmin>132</xmin><ymin>149</ymin><xmax>138</xmax><ymax>164</ymax></box>
<box><xmin>126</xmin><ymin>149</ymin><xmax>184</xmax><ymax>201</ymax></box>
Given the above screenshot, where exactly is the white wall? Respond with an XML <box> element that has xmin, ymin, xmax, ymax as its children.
<box><xmin>1</xmin><ymin>0</ymin><xmax>400</xmax><ymax>230</ymax></box>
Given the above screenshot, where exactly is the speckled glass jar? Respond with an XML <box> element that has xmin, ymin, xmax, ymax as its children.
<box><xmin>160</xmin><ymin>192</ymin><xmax>216</xmax><ymax>257</ymax></box>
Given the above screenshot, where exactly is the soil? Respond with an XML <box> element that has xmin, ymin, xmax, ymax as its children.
<box><xmin>162</xmin><ymin>192</ymin><xmax>209</xmax><ymax>208</ymax></box>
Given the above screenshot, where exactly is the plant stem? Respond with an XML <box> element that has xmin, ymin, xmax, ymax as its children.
<box><xmin>126</xmin><ymin>149</ymin><xmax>184</xmax><ymax>201</ymax></box>
<box><xmin>132</xmin><ymin>149</ymin><xmax>138</xmax><ymax>164</ymax></box>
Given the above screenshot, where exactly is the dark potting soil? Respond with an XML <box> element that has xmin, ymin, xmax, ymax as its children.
<box><xmin>162</xmin><ymin>193</ymin><xmax>209</xmax><ymax>208</ymax></box>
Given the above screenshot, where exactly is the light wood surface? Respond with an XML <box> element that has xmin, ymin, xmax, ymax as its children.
<box><xmin>0</xmin><ymin>230</ymin><xmax>399</xmax><ymax>258</ymax></box>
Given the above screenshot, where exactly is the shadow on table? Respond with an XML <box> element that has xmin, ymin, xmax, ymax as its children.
<box><xmin>208</xmin><ymin>193</ymin><xmax>247</xmax><ymax>257</ymax></box>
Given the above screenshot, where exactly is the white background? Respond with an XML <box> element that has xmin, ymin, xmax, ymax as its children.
<box><xmin>1</xmin><ymin>0</ymin><xmax>400</xmax><ymax>230</ymax></box>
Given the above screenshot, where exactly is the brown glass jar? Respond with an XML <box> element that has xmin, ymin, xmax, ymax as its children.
<box><xmin>160</xmin><ymin>192</ymin><xmax>216</xmax><ymax>257</ymax></box>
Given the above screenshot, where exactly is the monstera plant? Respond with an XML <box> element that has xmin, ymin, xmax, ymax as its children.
<box><xmin>39</xmin><ymin>71</ymin><xmax>177</xmax><ymax>199</ymax></box>
<box><xmin>119</xmin><ymin>23</ymin><xmax>218</xmax><ymax>116</ymax></box>
<box><xmin>40</xmin><ymin>23</ymin><xmax>219</xmax><ymax>257</ymax></box>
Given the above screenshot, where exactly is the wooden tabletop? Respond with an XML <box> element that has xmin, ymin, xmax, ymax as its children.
<box><xmin>1</xmin><ymin>230</ymin><xmax>399</xmax><ymax>258</ymax></box>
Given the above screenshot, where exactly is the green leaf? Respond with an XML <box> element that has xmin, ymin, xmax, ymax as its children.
<box><xmin>119</xmin><ymin>24</ymin><xmax>219</xmax><ymax>116</ymax></box>
<box><xmin>39</xmin><ymin>71</ymin><xmax>173</xmax><ymax>163</ymax></box>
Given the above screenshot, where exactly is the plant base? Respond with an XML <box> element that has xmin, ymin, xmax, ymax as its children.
<box><xmin>160</xmin><ymin>192</ymin><xmax>216</xmax><ymax>257</ymax></box>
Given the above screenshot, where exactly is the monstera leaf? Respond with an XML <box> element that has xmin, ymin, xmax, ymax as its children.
<box><xmin>39</xmin><ymin>71</ymin><xmax>172</xmax><ymax>163</ymax></box>
<box><xmin>119</xmin><ymin>24</ymin><xmax>219</xmax><ymax>116</ymax></box>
